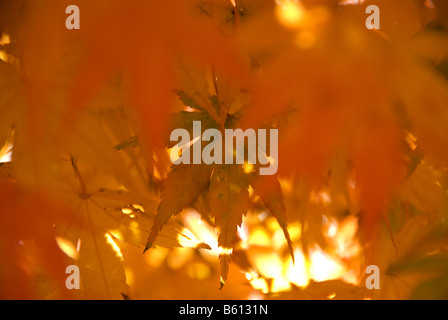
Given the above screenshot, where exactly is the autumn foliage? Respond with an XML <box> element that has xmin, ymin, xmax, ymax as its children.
<box><xmin>1</xmin><ymin>0</ymin><xmax>448</xmax><ymax>300</ymax></box>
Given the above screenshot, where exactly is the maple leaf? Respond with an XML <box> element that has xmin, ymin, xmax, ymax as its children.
<box><xmin>145</xmin><ymin>163</ymin><xmax>213</xmax><ymax>252</ymax></box>
<box><xmin>365</xmin><ymin>212</ymin><xmax>448</xmax><ymax>299</ymax></box>
<box><xmin>141</xmin><ymin>104</ymin><xmax>294</xmax><ymax>286</ymax></box>
<box><xmin>52</xmin><ymin>155</ymin><xmax>182</xmax><ymax>299</ymax></box>
<box><xmin>209</xmin><ymin>164</ymin><xmax>250</xmax><ymax>287</ymax></box>
<box><xmin>61</xmin><ymin>222</ymin><xmax>128</xmax><ymax>300</ymax></box>
<box><xmin>146</xmin><ymin>89</ymin><xmax>294</xmax><ymax>286</ymax></box>
<box><xmin>147</xmin><ymin>53</ymin><xmax>296</xmax><ymax>285</ymax></box>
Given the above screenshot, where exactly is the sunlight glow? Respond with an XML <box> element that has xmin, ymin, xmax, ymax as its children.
<box><xmin>0</xmin><ymin>146</ymin><xmax>12</xmax><ymax>163</ymax></box>
<box><xmin>272</xmin><ymin>278</ymin><xmax>292</xmax><ymax>292</ymax></box>
<box><xmin>326</xmin><ymin>218</ymin><xmax>338</xmax><ymax>238</ymax></box>
<box><xmin>272</xmin><ymin>227</ymin><xmax>289</xmax><ymax>249</ymax></box>
<box><xmin>0</xmin><ymin>33</ymin><xmax>11</xmax><ymax>62</ymax></box>
<box><xmin>276</xmin><ymin>0</ymin><xmax>305</xmax><ymax>29</ymax></box>
<box><xmin>285</xmin><ymin>249</ymin><xmax>309</xmax><ymax>287</ymax></box>
<box><xmin>109</xmin><ymin>229</ymin><xmax>124</xmax><ymax>242</ymax></box>
<box><xmin>177</xmin><ymin>227</ymin><xmax>212</xmax><ymax>250</ymax></box>
<box><xmin>0</xmin><ymin>130</ymin><xmax>14</xmax><ymax>163</ymax></box>
<box><xmin>121</xmin><ymin>207</ymin><xmax>135</xmax><ymax>219</ymax></box>
<box><xmin>287</xmin><ymin>222</ymin><xmax>301</xmax><ymax>241</ymax></box>
<box><xmin>243</xmin><ymin>162</ymin><xmax>255</xmax><ymax>174</ymax></box>
<box><xmin>124</xmin><ymin>267</ymin><xmax>135</xmax><ymax>287</ymax></box>
<box><xmin>105</xmin><ymin>233</ymin><xmax>123</xmax><ymax>261</ymax></box>
<box><xmin>181</xmin><ymin>209</ymin><xmax>218</xmax><ymax>255</ymax></box>
<box><xmin>176</xmin><ymin>199</ymin><xmax>361</xmax><ymax>295</ymax></box>
<box><xmin>309</xmin><ymin>245</ymin><xmax>345</xmax><ymax>282</ymax></box>
<box><xmin>249</xmin><ymin>277</ymin><xmax>269</xmax><ymax>294</ymax></box>
<box><xmin>218</xmin><ymin>246</ymin><xmax>234</xmax><ymax>256</ymax></box>
<box><xmin>237</xmin><ymin>220</ymin><xmax>250</xmax><ymax>248</ymax></box>
<box><xmin>325</xmin><ymin>216</ymin><xmax>360</xmax><ymax>260</ymax></box>
<box><xmin>253</xmin><ymin>251</ymin><xmax>283</xmax><ymax>279</ymax></box>
<box><xmin>0</xmin><ymin>33</ymin><xmax>10</xmax><ymax>45</ymax></box>
<box><xmin>132</xmin><ymin>204</ymin><xmax>145</xmax><ymax>212</ymax></box>
<box><xmin>247</xmin><ymin>226</ymin><xmax>271</xmax><ymax>247</ymax></box>
<box><xmin>56</xmin><ymin>237</ymin><xmax>79</xmax><ymax>260</ymax></box>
